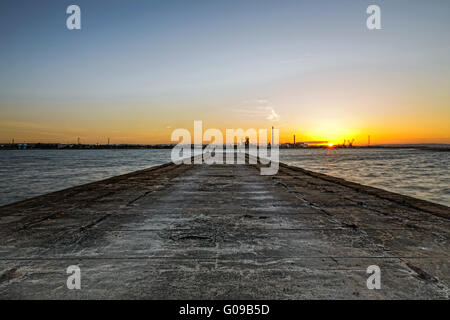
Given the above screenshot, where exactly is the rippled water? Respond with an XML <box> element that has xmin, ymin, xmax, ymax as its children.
<box><xmin>0</xmin><ymin>149</ymin><xmax>172</xmax><ymax>206</ymax></box>
<box><xmin>0</xmin><ymin>148</ymin><xmax>448</xmax><ymax>207</ymax></box>
<box><xmin>280</xmin><ymin>148</ymin><xmax>450</xmax><ymax>207</ymax></box>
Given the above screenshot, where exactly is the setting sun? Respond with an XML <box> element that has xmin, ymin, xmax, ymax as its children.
<box><xmin>327</xmin><ymin>142</ymin><xmax>334</xmax><ymax>148</ymax></box>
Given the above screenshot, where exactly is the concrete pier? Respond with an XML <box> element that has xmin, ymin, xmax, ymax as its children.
<box><xmin>0</xmin><ymin>156</ymin><xmax>449</xmax><ymax>299</ymax></box>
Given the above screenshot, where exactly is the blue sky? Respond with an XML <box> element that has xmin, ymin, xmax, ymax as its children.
<box><xmin>1</xmin><ymin>0</ymin><xmax>449</xmax><ymax>143</ymax></box>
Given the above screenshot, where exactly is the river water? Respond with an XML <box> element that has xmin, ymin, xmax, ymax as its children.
<box><xmin>0</xmin><ymin>148</ymin><xmax>448</xmax><ymax>207</ymax></box>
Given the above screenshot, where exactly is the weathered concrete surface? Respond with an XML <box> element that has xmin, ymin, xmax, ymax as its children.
<box><xmin>0</xmin><ymin>155</ymin><xmax>449</xmax><ymax>299</ymax></box>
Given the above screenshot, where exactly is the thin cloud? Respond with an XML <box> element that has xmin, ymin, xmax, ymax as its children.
<box><xmin>233</xmin><ymin>99</ymin><xmax>280</xmax><ymax>122</ymax></box>
<box><xmin>266</xmin><ymin>108</ymin><xmax>280</xmax><ymax>121</ymax></box>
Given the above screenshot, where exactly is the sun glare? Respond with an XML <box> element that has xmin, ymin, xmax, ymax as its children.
<box><xmin>327</xmin><ymin>142</ymin><xmax>334</xmax><ymax>148</ymax></box>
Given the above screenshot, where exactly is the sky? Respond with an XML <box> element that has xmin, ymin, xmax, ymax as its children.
<box><xmin>1</xmin><ymin>0</ymin><xmax>449</xmax><ymax>145</ymax></box>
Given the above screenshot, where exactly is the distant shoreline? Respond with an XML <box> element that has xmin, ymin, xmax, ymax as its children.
<box><xmin>0</xmin><ymin>143</ymin><xmax>449</xmax><ymax>152</ymax></box>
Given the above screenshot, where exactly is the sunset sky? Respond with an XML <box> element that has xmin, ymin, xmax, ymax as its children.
<box><xmin>1</xmin><ymin>0</ymin><xmax>449</xmax><ymax>145</ymax></box>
